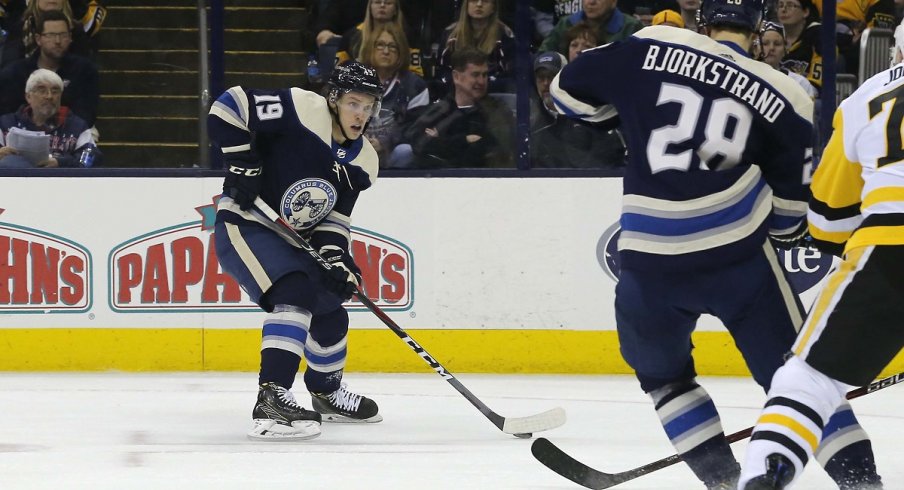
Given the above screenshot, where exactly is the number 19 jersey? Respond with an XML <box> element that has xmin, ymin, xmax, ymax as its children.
<box><xmin>552</xmin><ymin>26</ymin><xmax>815</xmax><ymax>270</ymax></box>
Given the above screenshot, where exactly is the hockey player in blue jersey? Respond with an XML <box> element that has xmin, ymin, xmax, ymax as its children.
<box><xmin>208</xmin><ymin>62</ymin><xmax>384</xmax><ymax>440</ymax></box>
<box><xmin>551</xmin><ymin>0</ymin><xmax>882</xmax><ymax>487</ymax></box>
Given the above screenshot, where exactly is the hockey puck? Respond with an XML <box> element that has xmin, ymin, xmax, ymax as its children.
<box><xmin>514</xmin><ymin>433</ymin><xmax>532</xmax><ymax>439</ymax></box>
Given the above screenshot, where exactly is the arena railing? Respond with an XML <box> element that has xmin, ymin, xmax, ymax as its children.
<box><xmin>859</xmin><ymin>28</ymin><xmax>894</xmax><ymax>88</ymax></box>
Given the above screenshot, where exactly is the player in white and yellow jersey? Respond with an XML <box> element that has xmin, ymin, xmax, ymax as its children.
<box><xmin>738</xmin><ymin>19</ymin><xmax>904</xmax><ymax>490</ymax></box>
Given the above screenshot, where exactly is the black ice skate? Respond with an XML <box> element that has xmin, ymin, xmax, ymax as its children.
<box><xmin>744</xmin><ymin>453</ymin><xmax>795</xmax><ymax>490</ymax></box>
<box><xmin>248</xmin><ymin>382</ymin><xmax>322</xmax><ymax>440</ymax></box>
<box><xmin>311</xmin><ymin>383</ymin><xmax>382</xmax><ymax>423</ymax></box>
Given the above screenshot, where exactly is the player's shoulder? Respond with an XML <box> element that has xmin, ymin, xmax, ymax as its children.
<box><xmin>287</xmin><ymin>87</ymin><xmax>327</xmax><ymax>110</ymax></box>
<box><xmin>352</xmin><ymin>137</ymin><xmax>379</xmax><ymax>187</ymax></box>
<box><xmin>633</xmin><ymin>25</ymin><xmax>705</xmax><ymax>43</ymax></box>
<box><xmin>287</xmin><ymin>87</ymin><xmax>332</xmax><ymax>144</ymax></box>
<box><xmin>843</xmin><ymin>62</ymin><xmax>904</xmax><ymax>110</ymax></box>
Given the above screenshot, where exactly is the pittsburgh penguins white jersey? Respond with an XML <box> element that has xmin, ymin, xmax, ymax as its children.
<box><xmin>208</xmin><ymin>86</ymin><xmax>379</xmax><ymax>252</ymax></box>
<box><xmin>809</xmin><ymin>63</ymin><xmax>904</xmax><ymax>255</ymax></box>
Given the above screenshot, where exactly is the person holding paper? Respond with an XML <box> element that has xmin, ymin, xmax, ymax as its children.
<box><xmin>0</xmin><ymin>68</ymin><xmax>98</xmax><ymax>168</ymax></box>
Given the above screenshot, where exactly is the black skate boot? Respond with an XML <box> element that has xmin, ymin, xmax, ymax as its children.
<box><xmin>744</xmin><ymin>453</ymin><xmax>796</xmax><ymax>490</ymax></box>
<box><xmin>311</xmin><ymin>383</ymin><xmax>382</xmax><ymax>423</ymax></box>
<box><xmin>248</xmin><ymin>382</ymin><xmax>322</xmax><ymax>440</ymax></box>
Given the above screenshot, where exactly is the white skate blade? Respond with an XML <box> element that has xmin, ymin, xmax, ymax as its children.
<box><xmin>247</xmin><ymin>419</ymin><xmax>322</xmax><ymax>440</ymax></box>
<box><xmin>320</xmin><ymin>412</ymin><xmax>383</xmax><ymax>424</ymax></box>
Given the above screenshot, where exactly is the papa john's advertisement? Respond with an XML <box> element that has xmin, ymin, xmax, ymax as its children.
<box><xmin>1</xmin><ymin>177</ymin><xmax>822</xmax><ymax>331</ymax></box>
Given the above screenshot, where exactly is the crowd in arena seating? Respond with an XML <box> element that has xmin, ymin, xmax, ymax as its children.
<box><xmin>299</xmin><ymin>0</ymin><xmax>902</xmax><ymax>171</ymax></box>
<box><xmin>0</xmin><ymin>0</ymin><xmax>102</xmax><ymax>168</ymax></box>
<box><xmin>0</xmin><ymin>0</ymin><xmax>899</xmax><ymax>169</ymax></box>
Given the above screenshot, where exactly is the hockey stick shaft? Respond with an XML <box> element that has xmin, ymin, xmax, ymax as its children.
<box><xmin>249</xmin><ymin>198</ymin><xmax>565</xmax><ymax>435</ymax></box>
<box><xmin>533</xmin><ymin>370</ymin><xmax>904</xmax><ymax>489</ymax></box>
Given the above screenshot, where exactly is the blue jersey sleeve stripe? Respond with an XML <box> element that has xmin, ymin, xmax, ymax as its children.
<box><xmin>549</xmin><ymin>75</ymin><xmax>618</xmax><ymax>123</ymax></box>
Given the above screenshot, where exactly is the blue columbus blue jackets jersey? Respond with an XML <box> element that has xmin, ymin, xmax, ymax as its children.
<box><xmin>208</xmin><ymin>86</ymin><xmax>379</xmax><ymax>253</ymax></box>
<box><xmin>551</xmin><ymin>26</ymin><xmax>815</xmax><ymax>270</ymax></box>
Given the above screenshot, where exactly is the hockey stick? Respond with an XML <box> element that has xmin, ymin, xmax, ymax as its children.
<box><xmin>249</xmin><ymin>197</ymin><xmax>566</xmax><ymax>437</ymax></box>
<box><xmin>532</xmin><ymin>370</ymin><xmax>904</xmax><ymax>489</ymax></box>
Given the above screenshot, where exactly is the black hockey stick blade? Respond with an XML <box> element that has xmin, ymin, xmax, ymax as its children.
<box><xmin>532</xmin><ymin>370</ymin><xmax>904</xmax><ymax>489</ymax></box>
<box><xmin>247</xmin><ymin>197</ymin><xmax>566</xmax><ymax>436</ymax></box>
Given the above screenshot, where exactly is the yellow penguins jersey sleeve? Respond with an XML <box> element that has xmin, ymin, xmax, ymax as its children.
<box><xmin>809</xmin><ymin>63</ymin><xmax>904</xmax><ymax>254</ymax></box>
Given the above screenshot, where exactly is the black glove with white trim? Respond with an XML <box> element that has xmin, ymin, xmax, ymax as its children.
<box><xmin>320</xmin><ymin>245</ymin><xmax>361</xmax><ymax>301</ymax></box>
<box><xmin>223</xmin><ymin>154</ymin><xmax>262</xmax><ymax>210</ymax></box>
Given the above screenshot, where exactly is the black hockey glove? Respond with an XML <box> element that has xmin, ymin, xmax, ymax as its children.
<box><xmin>223</xmin><ymin>154</ymin><xmax>262</xmax><ymax>211</ymax></box>
<box><xmin>320</xmin><ymin>245</ymin><xmax>362</xmax><ymax>301</ymax></box>
<box><xmin>770</xmin><ymin>221</ymin><xmax>813</xmax><ymax>251</ymax></box>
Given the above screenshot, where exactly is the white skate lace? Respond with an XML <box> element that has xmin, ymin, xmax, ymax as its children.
<box><xmin>328</xmin><ymin>384</ymin><xmax>362</xmax><ymax>412</ymax></box>
<box><xmin>274</xmin><ymin>385</ymin><xmax>302</xmax><ymax>408</ymax></box>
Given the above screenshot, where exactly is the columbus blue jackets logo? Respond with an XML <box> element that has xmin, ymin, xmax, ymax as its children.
<box><xmin>281</xmin><ymin>178</ymin><xmax>337</xmax><ymax>230</ymax></box>
<box><xmin>596</xmin><ymin>223</ymin><xmax>834</xmax><ymax>294</ymax></box>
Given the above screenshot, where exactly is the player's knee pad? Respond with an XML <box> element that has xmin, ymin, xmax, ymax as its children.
<box><xmin>636</xmin><ymin>358</ymin><xmax>697</xmax><ymax>393</ymax></box>
<box><xmin>745</xmin><ymin>356</ymin><xmax>850</xmax><ymax>481</ymax></box>
<box><xmin>304</xmin><ymin>307</ymin><xmax>349</xmax><ymax>374</ymax></box>
<box><xmin>262</xmin><ymin>272</ymin><xmax>319</xmax><ymax>312</ymax></box>
<box><xmin>769</xmin><ymin>356</ymin><xmax>848</xmax><ymax>422</ymax></box>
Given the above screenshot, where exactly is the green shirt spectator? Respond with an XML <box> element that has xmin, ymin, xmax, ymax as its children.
<box><xmin>539</xmin><ymin>0</ymin><xmax>643</xmax><ymax>56</ymax></box>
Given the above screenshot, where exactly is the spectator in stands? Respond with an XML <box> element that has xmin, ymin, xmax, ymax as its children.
<box><xmin>676</xmin><ymin>0</ymin><xmax>700</xmax><ymax>31</ymax></box>
<box><xmin>0</xmin><ymin>9</ymin><xmax>99</xmax><ymax>126</ymax></box>
<box><xmin>360</xmin><ymin>24</ymin><xmax>429</xmax><ymax>167</ymax></box>
<box><xmin>397</xmin><ymin>48</ymin><xmax>514</xmax><ymax>168</ymax></box>
<box><xmin>435</xmin><ymin>0</ymin><xmax>516</xmax><ymax>96</ymax></box>
<box><xmin>308</xmin><ymin>0</ymin><xmax>429</xmax><ymax>85</ymax></box>
<box><xmin>651</xmin><ymin>9</ymin><xmax>684</xmax><ymax>27</ymax></box>
<box><xmin>756</xmin><ymin>20</ymin><xmax>818</xmax><ymax>98</ymax></box>
<box><xmin>0</xmin><ymin>68</ymin><xmax>99</xmax><ymax>168</ymax></box>
<box><xmin>2</xmin><ymin>0</ymin><xmax>102</xmax><ymax>68</ymax></box>
<box><xmin>539</xmin><ymin>0</ymin><xmax>643</xmax><ymax>57</ymax></box>
<box><xmin>564</xmin><ymin>22</ymin><xmax>598</xmax><ymax>62</ymax></box>
<box><xmin>811</xmin><ymin>0</ymin><xmax>895</xmax><ymax>73</ymax></box>
<box><xmin>778</xmin><ymin>0</ymin><xmax>824</xmax><ymax>92</ymax></box>
<box><xmin>529</xmin><ymin>51</ymin><xmax>625</xmax><ymax>169</ymax></box>
<box><xmin>338</xmin><ymin>0</ymin><xmax>423</xmax><ymax>77</ymax></box>
<box><xmin>310</xmin><ymin>0</ymin><xmax>514</xmax><ymax>51</ymax></box>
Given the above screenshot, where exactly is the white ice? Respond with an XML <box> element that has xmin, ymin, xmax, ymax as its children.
<box><xmin>1</xmin><ymin>373</ymin><xmax>901</xmax><ymax>489</ymax></box>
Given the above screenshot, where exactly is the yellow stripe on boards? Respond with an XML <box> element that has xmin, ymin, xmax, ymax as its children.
<box><xmin>1</xmin><ymin>328</ymin><xmax>902</xmax><ymax>375</ymax></box>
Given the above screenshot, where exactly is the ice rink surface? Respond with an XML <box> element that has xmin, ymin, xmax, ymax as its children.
<box><xmin>1</xmin><ymin>372</ymin><xmax>901</xmax><ymax>490</ymax></box>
